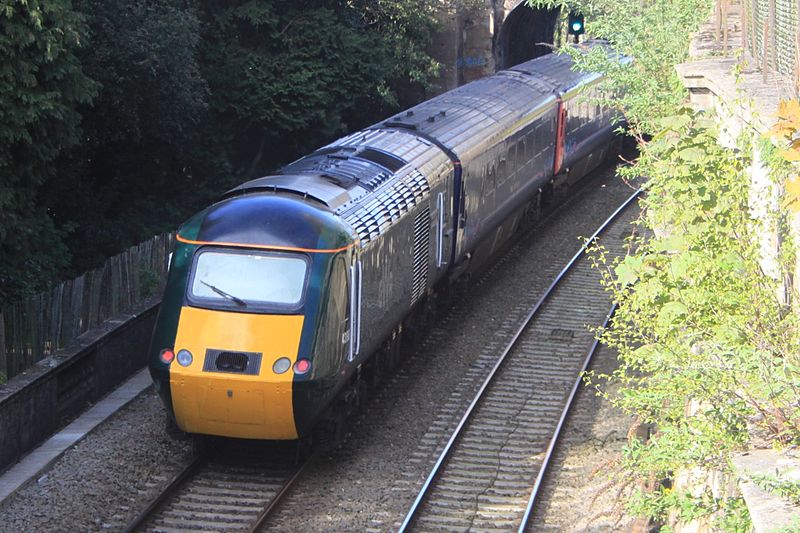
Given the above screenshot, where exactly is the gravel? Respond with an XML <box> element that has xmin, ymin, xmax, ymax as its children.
<box><xmin>0</xmin><ymin>390</ymin><xmax>192</xmax><ymax>532</ymax></box>
<box><xmin>0</xmin><ymin>166</ymin><xmax>639</xmax><ymax>532</ymax></box>
<box><xmin>528</xmin><ymin>343</ymin><xmax>637</xmax><ymax>532</ymax></box>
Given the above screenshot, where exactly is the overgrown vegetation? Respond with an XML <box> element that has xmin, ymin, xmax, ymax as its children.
<box><xmin>530</xmin><ymin>0</ymin><xmax>800</xmax><ymax>528</ymax></box>
<box><xmin>595</xmin><ymin>111</ymin><xmax>800</xmax><ymax>526</ymax></box>
<box><xmin>0</xmin><ymin>0</ymin><xmax>439</xmax><ymax>302</ymax></box>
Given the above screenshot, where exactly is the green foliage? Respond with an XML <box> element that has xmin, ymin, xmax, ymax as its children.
<box><xmin>0</xmin><ymin>0</ymin><xmax>97</xmax><ymax>300</ymax></box>
<box><xmin>527</xmin><ymin>1</ymin><xmax>798</xmax><ymax>527</ymax></box>
<box><xmin>748</xmin><ymin>472</ymin><xmax>800</xmax><ymax>505</ymax></box>
<box><xmin>713</xmin><ymin>496</ymin><xmax>751</xmax><ymax>532</ymax></box>
<box><xmin>592</xmin><ymin>109</ymin><xmax>800</xmax><ymax>526</ymax></box>
<box><xmin>528</xmin><ymin>0</ymin><xmax>714</xmax><ymax>135</ymax></box>
<box><xmin>198</xmin><ymin>0</ymin><xmax>439</xmax><ymax>178</ymax></box>
<box><xmin>40</xmin><ymin>0</ymin><xmax>210</xmax><ymax>275</ymax></box>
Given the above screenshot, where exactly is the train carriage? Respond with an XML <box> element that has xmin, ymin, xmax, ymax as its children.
<box><xmin>148</xmin><ymin>43</ymin><xmax>627</xmax><ymax>441</ymax></box>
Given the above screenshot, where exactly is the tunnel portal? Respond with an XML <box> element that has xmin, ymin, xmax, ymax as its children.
<box><xmin>497</xmin><ymin>3</ymin><xmax>560</xmax><ymax>70</ymax></box>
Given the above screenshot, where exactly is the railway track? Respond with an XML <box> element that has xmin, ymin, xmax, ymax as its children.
<box><xmin>399</xmin><ymin>189</ymin><xmax>641</xmax><ymax>532</ymax></box>
<box><xmin>124</xmin><ymin>441</ymin><xmax>306</xmax><ymax>532</ymax></box>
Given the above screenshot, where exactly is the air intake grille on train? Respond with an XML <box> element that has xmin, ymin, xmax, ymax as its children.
<box><xmin>411</xmin><ymin>207</ymin><xmax>430</xmax><ymax>304</ymax></box>
<box><xmin>343</xmin><ymin>169</ymin><xmax>430</xmax><ymax>244</ymax></box>
<box><xmin>203</xmin><ymin>349</ymin><xmax>262</xmax><ymax>375</ymax></box>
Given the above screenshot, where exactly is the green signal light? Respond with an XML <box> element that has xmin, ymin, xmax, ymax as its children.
<box><xmin>567</xmin><ymin>12</ymin><xmax>585</xmax><ymax>36</ymax></box>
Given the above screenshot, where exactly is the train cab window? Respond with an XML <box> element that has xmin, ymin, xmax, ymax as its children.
<box><xmin>188</xmin><ymin>249</ymin><xmax>309</xmax><ymax>311</ymax></box>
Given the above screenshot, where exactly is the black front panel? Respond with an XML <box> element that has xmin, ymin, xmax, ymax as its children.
<box><xmin>203</xmin><ymin>349</ymin><xmax>263</xmax><ymax>375</ymax></box>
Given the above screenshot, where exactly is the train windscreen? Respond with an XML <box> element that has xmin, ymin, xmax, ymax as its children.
<box><xmin>188</xmin><ymin>249</ymin><xmax>309</xmax><ymax>310</ymax></box>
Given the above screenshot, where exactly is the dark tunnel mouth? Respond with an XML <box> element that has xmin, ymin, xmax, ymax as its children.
<box><xmin>497</xmin><ymin>3</ymin><xmax>560</xmax><ymax>70</ymax></box>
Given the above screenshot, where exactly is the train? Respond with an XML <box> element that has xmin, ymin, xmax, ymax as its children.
<box><xmin>148</xmin><ymin>43</ymin><xmax>626</xmax><ymax>443</ymax></box>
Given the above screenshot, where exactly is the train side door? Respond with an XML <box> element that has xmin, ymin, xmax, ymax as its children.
<box><xmin>348</xmin><ymin>250</ymin><xmax>362</xmax><ymax>362</ymax></box>
<box><xmin>436</xmin><ymin>170</ymin><xmax>454</xmax><ymax>271</ymax></box>
<box><xmin>553</xmin><ymin>99</ymin><xmax>568</xmax><ymax>175</ymax></box>
<box><xmin>452</xmin><ymin>164</ymin><xmax>467</xmax><ymax>265</ymax></box>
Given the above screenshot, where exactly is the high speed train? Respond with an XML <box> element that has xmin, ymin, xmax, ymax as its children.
<box><xmin>148</xmin><ymin>43</ymin><xmax>626</xmax><ymax>442</ymax></box>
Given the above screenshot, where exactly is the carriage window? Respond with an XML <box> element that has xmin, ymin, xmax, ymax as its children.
<box><xmin>188</xmin><ymin>249</ymin><xmax>309</xmax><ymax>310</ymax></box>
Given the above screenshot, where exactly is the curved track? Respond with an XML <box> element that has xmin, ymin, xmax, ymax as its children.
<box><xmin>399</xmin><ymin>189</ymin><xmax>640</xmax><ymax>532</ymax></box>
<box><xmin>124</xmin><ymin>442</ymin><xmax>306</xmax><ymax>532</ymax></box>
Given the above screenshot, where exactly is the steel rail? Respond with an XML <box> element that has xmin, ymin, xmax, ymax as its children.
<box><xmin>517</xmin><ymin>302</ymin><xmax>618</xmax><ymax>532</ymax></box>
<box><xmin>398</xmin><ymin>188</ymin><xmax>641</xmax><ymax>532</ymax></box>
<box><xmin>122</xmin><ymin>454</ymin><xmax>206</xmax><ymax>533</ymax></box>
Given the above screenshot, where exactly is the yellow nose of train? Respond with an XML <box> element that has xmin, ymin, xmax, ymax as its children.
<box><xmin>168</xmin><ymin>306</ymin><xmax>305</xmax><ymax>439</ymax></box>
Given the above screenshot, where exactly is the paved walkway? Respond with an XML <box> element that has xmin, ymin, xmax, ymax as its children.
<box><xmin>0</xmin><ymin>368</ymin><xmax>152</xmax><ymax>504</ymax></box>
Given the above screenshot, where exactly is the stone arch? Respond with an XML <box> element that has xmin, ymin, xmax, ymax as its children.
<box><xmin>495</xmin><ymin>2</ymin><xmax>559</xmax><ymax>70</ymax></box>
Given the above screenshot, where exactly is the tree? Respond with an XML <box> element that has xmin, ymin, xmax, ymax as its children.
<box><xmin>41</xmin><ymin>0</ymin><xmax>210</xmax><ymax>274</ymax></box>
<box><xmin>197</xmin><ymin>0</ymin><xmax>439</xmax><ymax>178</ymax></box>
<box><xmin>0</xmin><ymin>0</ymin><xmax>97</xmax><ymax>302</ymax></box>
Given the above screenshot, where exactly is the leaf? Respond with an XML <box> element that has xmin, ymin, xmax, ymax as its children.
<box><xmin>659</xmin><ymin>113</ymin><xmax>692</xmax><ymax>131</ymax></box>
<box><xmin>677</xmin><ymin>146</ymin><xmax>705</xmax><ymax>163</ymax></box>
<box><xmin>653</xmin><ymin>234</ymin><xmax>687</xmax><ymax>253</ymax></box>
<box><xmin>780</xmin><ymin>148</ymin><xmax>800</xmax><ymax>162</ymax></box>
<box><xmin>615</xmin><ymin>255</ymin><xmax>644</xmax><ymax>286</ymax></box>
<box><xmin>656</xmin><ymin>301</ymin><xmax>688</xmax><ymax>330</ymax></box>
<box><xmin>784</xmin><ymin>175</ymin><xmax>800</xmax><ymax>212</ymax></box>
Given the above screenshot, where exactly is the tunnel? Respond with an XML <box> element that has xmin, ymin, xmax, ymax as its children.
<box><xmin>496</xmin><ymin>3</ymin><xmax>560</xmax><ymax>70</ymax></box>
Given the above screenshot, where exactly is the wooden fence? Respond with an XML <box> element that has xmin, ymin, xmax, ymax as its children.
<box><xmin>0</xmin><ymin>233</ymin><xmax>175</xmax><ymax>381</ymax></box>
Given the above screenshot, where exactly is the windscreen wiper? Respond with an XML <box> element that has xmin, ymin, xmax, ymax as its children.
<box><xmin>200</xmin><ymin>280</ymin><xmax>247</xmax><ymax>307</ymax></box>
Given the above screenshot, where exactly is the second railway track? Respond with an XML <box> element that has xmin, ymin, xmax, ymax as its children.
<box><xmin>400</xmin><ymin>190</ymin><xmax>640</xmax><ymax>532</ymax></box>
<box><xmin>125</xmin><ymin>441</ymin><xmax>306</xmax><ymax>532</ymax></box>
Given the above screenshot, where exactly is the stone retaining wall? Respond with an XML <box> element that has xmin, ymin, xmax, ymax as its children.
<box><xmin>0</xmin><ymin>301</ymin><xmax>158</xmax><ymax>474</ymax></box>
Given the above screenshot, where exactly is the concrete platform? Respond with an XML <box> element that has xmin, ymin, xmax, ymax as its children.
<box><xmin>0</xmin><ymin>368</ymin><xmax>152</xmax><ymax>504</ymax></box>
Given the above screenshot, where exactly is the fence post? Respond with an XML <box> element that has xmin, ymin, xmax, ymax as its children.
<box><xmin>0</xmin><ymin>312</ymin><xmax>6</xmax><ymax>380</ymax></box>
<box><xmin>721</xmin><ymin>0</ymin><xmax>729</xmax><ymax>52</ymax></box>
<box><xmin>753</xmin><ymin>0</ymin><xmax>759</xmax><ymax>64</ymax></box>
<box><xmin>764</xmin><ymin>0</ymin><xmax>772</xmax><ymax>81</ymax></box>
<box><xmin>796</xmin><ymin>0</ymin><xmax>800</xmax><ymax>94</ymax></box>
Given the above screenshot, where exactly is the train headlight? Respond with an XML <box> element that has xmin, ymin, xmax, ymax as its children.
<box><xmin>273</xmin><ymin>357</ymin><xmax>291</xmax><ymax>374</ymax></box>
<box><xmin>176</xmin><ymin>349</ymin><xmax>193</xmax><ymax>367</ymax></box>
<box><xmin>159</xmin><ymin>349</ymin><xmax>175</xmax><ymax>364</ymax></box>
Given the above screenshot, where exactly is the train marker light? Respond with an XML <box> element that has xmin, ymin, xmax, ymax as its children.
<box><xmin>567</xmin><ymin>12</ymin><xmax>585</xmax><ymax>37</ymax></box>
<box><xmin>160</xmin><ymin>349</ymin><xmax>175</xmax><ymax>364</ymax></box>
<box><xmin>176</xmin><ymin>349</ymin><xmax>193</xmax><ymax>367</ymax></box>
<box><xmin>293</xmin><ymin>359</ymin><xmax>311</xmax><ymax>375</ymax></box>
<box><xmin>273</xmin><ymin>357</ymin><xmax>291</xmax><ymax>374</ymax></box>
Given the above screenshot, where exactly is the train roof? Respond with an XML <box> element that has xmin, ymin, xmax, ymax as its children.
<box><xmin>377</xmin><ymin>70</ymin><xmax>558</xmax><ymax>159</ymax></box>
<box><xmin>177</xmin><ymin>193</ymin><xmax>352</xmax><ymax>253</ymax></box>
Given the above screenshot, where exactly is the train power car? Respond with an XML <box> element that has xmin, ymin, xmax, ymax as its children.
<box><xmin>148</xmin><ymin>45</ymin><xmax>626</xmax><ymax>442</ymax></box>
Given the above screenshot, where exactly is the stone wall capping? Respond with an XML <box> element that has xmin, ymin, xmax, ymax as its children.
<box><xmin>675</xmin><ymin>3</ymin><xmax>794</xmax><ymax>134</ymax></box>
<box><xmin>732</xmin><ymin>449</ymin><xmax>800</xmax><ymax>533</ymax></box>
